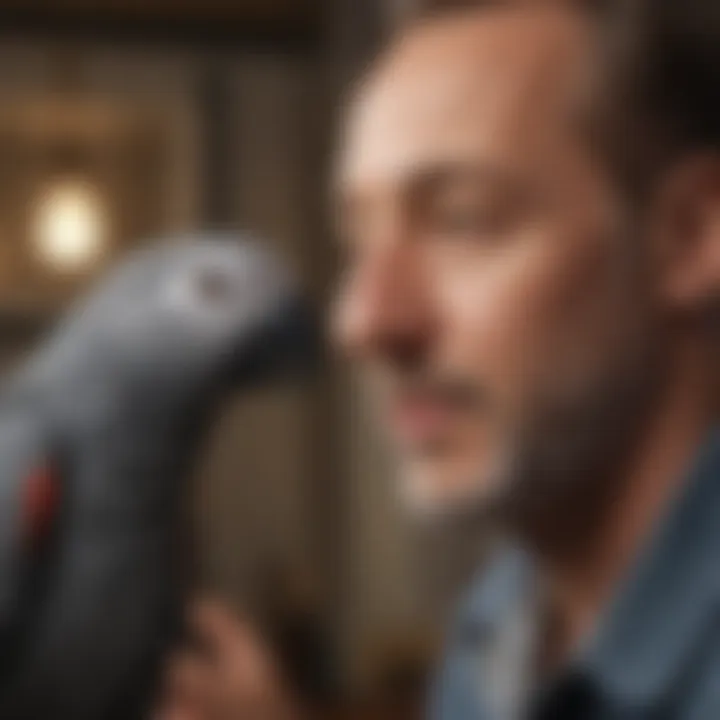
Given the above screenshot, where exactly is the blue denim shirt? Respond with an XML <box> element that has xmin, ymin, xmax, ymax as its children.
<box><xmin>429</xmin><ymin>429</ymin><xmax>720</xmax><ymax>720</ymax></box>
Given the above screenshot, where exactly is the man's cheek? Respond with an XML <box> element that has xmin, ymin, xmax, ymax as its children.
<box><xmin>437</xmin><ymin>249</ymin><xmax>550</xmax><ymax>378</ymax></box>
<box><xmin>443</xmin><ymin>244</ymin><xmax>614</xmax><ymax>395</ymax></box>
<box><xmin>442</xmin><ymin>299</ymin><xmax>535</xmax><ymax>423</ymax></box>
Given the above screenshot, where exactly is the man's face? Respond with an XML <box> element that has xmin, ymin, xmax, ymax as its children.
<box><xmin>333</xmin><ymin>7</ymin><xmax>659</xmax><ymax>517</ymax></box>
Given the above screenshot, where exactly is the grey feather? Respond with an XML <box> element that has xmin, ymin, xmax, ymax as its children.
<box><xmin>0</xmin><ymin>233</ymin><xmax>316</xmax><ymax>720</ymax></box>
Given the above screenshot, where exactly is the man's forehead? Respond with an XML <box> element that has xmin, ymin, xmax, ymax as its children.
<box><xmin>337</xmin><ymin>5</ymin><xmax>593</xmax><ymax>194</ymax></box>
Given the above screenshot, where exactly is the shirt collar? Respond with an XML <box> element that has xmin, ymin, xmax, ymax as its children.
<box><xmin>456</xmin><ymin>428</ymin><xmax>720</xmax><ymax>710</ymax></box>
<box><xmin>582</xmin><ymin>427</ymin><xmax>720</xmax><ymax>709</ymax></box>
<box><xmin>453</xmin><ymin>542</ymin><xmax>535</xmax><ymax>647</ymax></box>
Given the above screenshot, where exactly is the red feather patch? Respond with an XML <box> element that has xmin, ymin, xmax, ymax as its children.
<box><xmin>23</xmin><ymin>465</ymin><xmax>59</xmax><ymax>547</ymax></box>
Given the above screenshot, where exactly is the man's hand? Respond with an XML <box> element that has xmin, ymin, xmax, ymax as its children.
<box><xmin>154</xmin><ymin>599</ymin><xmax>300</xmax><ymax>720</ymax></box>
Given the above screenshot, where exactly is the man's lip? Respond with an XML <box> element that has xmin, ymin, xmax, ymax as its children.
<box><xmin>389</xmin><ymin>396</ymin><xmax>457</xmax><ymax>445</ymax></box>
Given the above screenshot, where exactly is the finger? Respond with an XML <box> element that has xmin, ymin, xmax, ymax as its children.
<box><xmin>163</xmin><ymin>652</ymin><xmax>216</xmax><ymax>707</ymax></box>
<box><xmin>186</xmin><ymin>598</ymin><xmax>288</xmax><ymax>712</ymax></box>
<box><xmin>153</xmin><ymin>699</ymin><xmax>201</xmax><ymax>720</ymax></box>
<box><xmin>190</xmin><ymin>600</ymin><xmax>265</xmax><ymax>664</ymax></box>
<box><xmin>192</xmin><ymin>600</ymin><xmax>251</xmax><ymax>642</ymax></box>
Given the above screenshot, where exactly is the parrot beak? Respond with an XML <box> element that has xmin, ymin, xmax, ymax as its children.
<box><xmin>228</xmin><ymin>295</ymin><xmax>323</xmax><ymax>388</ymax></box>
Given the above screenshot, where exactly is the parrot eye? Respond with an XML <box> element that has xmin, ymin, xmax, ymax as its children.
<box><xmin>162</xmin><ymin>263</ymin><xmax>241</xmax><ymax>320</ymax></box>
<box><xmin>192</xmin><ymin>268</ymin><xmax>237</xmax><ymax>305</ymax></box>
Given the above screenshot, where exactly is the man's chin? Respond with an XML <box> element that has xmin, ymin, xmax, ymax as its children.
<box><xmin>397</xmin><ymin>457</ymin><xmax>501</xmax><ymax>523</ymax></box>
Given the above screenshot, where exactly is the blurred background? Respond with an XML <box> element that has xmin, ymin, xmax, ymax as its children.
<box><xmin>0</xmin><ymin>0</ymin><xmax>486</xmax><ymax>713</ymax></box>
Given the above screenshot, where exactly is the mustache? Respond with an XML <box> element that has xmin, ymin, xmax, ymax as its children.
<box><xmin>380</xmin><ymin>369</ymin><xmax>488</xmax><ymax>412</ymax></box>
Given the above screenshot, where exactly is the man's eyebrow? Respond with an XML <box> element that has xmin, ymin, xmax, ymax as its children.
<box><xmin>404</xmin><ymin>161</ymin><xmax>522</xmax><ymax>197</ymax></box>
<box><xmin>332</xmin><ymin>160</ymin><xmax>523</xmax><ymax>229</ymax></box>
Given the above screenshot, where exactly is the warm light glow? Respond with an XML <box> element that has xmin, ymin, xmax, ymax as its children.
<box><xmin>33</xmin><ymin>180</ymin><xmax>106</xmax><ymax>272</ymax></box>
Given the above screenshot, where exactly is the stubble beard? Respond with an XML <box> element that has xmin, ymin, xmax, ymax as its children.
<box><xmin>489</xmin><ymin>320</ymin><xmax>666</xmax><ymax>551</ymax></box>
<box><xmin>407</xmin><ymin>317</ymin><xmax>666</xmax><ymax>555</ymax></box>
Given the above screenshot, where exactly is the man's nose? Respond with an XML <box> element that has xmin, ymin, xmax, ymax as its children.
<box><xmin>332</xmin><ymin>244</ymin><xmax>436</xmax><ymax>364</ymax></box>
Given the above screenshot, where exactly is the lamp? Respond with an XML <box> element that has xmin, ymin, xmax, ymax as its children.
<box><xmin>33</xmin><ymin>177</ymin><xmax>106</xmax><ymax>273</ymax></box>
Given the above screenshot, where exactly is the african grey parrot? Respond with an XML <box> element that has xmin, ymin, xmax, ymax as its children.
<box><xmin>0</xmin><ymin>233</ymin><xmax>316</xmax><ymax>720</ymax></box>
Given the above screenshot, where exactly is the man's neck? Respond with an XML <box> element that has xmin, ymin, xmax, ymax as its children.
<box><xmin>534</xmin><ymin>344</ymin><xmax>715</xmax><ymax>672</ymax></box>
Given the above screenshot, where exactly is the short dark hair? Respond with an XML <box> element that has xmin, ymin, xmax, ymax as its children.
<box><xmin>396</xmin><ymin>0</ymin><xmax>720</xmax><ymax>199</ymax></box>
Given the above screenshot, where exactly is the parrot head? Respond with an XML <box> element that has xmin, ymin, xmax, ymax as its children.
<box><xmin>34</xmin><ymin>233</ymin><xmax>318</xmax><ymax>404</ymax></box>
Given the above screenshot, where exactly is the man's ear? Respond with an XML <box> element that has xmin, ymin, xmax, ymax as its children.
<box><xmin>649</xmin><ymin>156</ymin><xmax>720</xmax><ymax>311</ymax></box>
